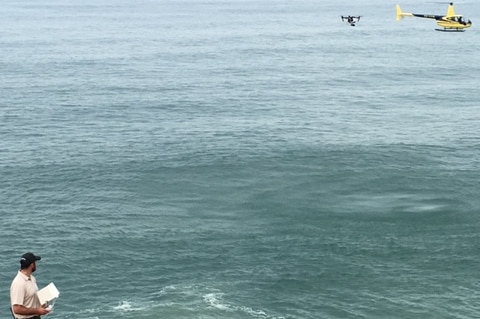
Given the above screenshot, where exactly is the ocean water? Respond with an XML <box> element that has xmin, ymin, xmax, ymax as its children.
<box><xmin>1</xmin><ymin>0</ymin><xmax>480</xmax><ymax>318</ymax></box>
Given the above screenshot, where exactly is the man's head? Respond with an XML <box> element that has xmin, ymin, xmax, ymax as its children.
<box><xmin>20</xmin><ymin>252</ymin><xmax>41</xmax><ymax>271</ymax></box>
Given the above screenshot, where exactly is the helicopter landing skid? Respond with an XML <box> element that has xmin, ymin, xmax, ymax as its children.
<box><xmin>435</xmin><ymin>28</ymin><xmax>465</xmax><ymax>32</ymax></box>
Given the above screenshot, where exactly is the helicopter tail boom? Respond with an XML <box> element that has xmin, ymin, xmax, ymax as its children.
<box><xmin>396</xmin><ymin>4</ymin><xmax>413</xmax><ymax>21</ymax></box>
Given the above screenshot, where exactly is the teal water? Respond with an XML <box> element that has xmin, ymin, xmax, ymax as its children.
<box><xmin>1</xmin><ymin>1</ymin><xmax>480</xmax><ymax>318</ymax></box>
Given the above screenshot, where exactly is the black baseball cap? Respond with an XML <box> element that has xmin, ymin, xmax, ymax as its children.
<box><xmin>20</xmin><ymin>252</ymin><xmax>41</xmax><ymax>266</ymax></box>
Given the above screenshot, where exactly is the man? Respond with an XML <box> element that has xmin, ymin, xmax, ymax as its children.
<box><xmin>10</xmin><ymin>252</ymin><xmax>51</xmax><ymax>319</ymax></box>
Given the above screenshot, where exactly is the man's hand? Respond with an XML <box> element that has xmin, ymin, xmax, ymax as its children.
<box><xmin>36</xmin><ymin>306</ymin><xmax>51</xmax><ymax>316</ymax></box>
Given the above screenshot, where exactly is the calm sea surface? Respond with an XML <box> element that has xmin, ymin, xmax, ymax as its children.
<box><xmin>1</xmin><ymin>1</ymin><xmax>480</xmax><ymax>318</ymax></box>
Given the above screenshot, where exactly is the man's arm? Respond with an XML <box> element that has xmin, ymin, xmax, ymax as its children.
<box><xmin>12</xmin><ymin>304</ymin><xmax>50</xmax><ymax>316</ymax></box>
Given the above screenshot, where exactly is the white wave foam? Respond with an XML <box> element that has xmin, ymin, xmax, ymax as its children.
<box><xmin>203</xmin><ymin>292</ymin><xmax>284</xmax><ymax>318</ymax></box>
<box><xmin>112</xmin><ymin>300</ymin><xmax>146</xmax><ymax>312</ymax></box>
<box><xmin>203</xmin><ymin>293</ymin><xmax>231</xmax><ymax>311</ymax></box>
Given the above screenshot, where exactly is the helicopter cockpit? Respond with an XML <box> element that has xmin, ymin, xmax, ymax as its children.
<box><xmin>461</xmin><ymin>17</ymin><xmax>472</xmax><ymax>25</ymax></box>
<box><xmin>452</xmin><ymin>16</ymin><xmax>471</xmax><ymax>25</ymax></box>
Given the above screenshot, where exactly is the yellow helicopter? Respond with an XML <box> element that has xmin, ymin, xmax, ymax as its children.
<box><xmin>396</xmin><ymin>2</ymin><xmax>472</xmax><ymax>32</ymax></box>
